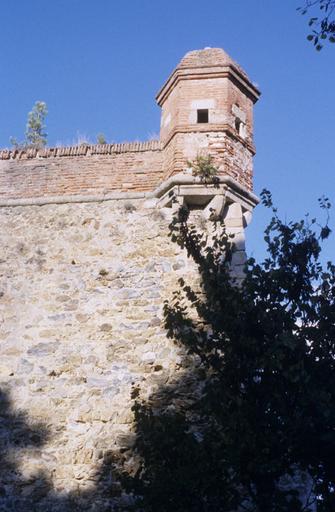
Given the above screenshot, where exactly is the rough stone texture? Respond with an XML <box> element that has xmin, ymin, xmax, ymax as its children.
<box><xmin>0</xmin><ymin>47</ymin><xmax>260</xmax><ymax>510</ymax></box>
<box><xmin>0</xmin><ymin>200</ymin><xmax>198</xmax><ymax>509</ymax></box>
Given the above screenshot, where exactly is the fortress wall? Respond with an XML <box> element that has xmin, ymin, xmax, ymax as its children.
<box><xmin>0</xmin><ymin>48</ymin><xmax>259</xmax><ymax>509</ymax></box>
<box><xmin>0</xmin><ymin>138</ymin><xmax>252</xmax><ymax>203</ymax></box>
<box><xmin>0</xmin><ymin>144</ymin><xmax>163</xmax><ymax>200</ymax></box>
<box><xmin>0</xmin><ymin>199</ymin><xmax>198</xmax><ymax>508</ymax></box>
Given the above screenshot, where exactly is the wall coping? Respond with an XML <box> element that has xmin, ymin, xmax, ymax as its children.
<box><xmin>0</xmin><ymin>192</ymin><xmax>147</xmax><ymax>208</ymax></box>
<box><xmin>0</xmin><ymin>140</ymin><xmax>162</xmax><ymax>161</ymax></box>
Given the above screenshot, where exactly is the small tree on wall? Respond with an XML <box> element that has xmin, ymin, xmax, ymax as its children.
<box><xmin>97</xmin><ymin>133</ymin><xmax>107</xmax><ymax>144</ymax></box>
<box><xmin>25</xmin><ymin>101</ymin><xmax>48</xmax><ymax>147</ymax></box>
<box><xmin>187</xmin><ymin>153</ymin><xmax>219</xmax><ymax>182</ymax></box>
<box><xmin>10</xmin><ymin>101</ymin><xmax>48</xmax><ymax>149</ymax></box>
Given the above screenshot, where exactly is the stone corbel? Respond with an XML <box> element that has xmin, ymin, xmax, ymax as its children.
<box><xmin>202</xmin><ymin>194</ymin><xmax>226</xmax><ymax>220</ymax></box>
<box><xmin>222</xmin><ymin>201</ymin><xmax>248</xmax><ymax>274</ymax></box>
<box><xmin>150</xmin><ymin>173</ymin><xmax>258</xmax><ymax>210</ymax></box>
<box><xmin>171</xmin><ymin>194</ymin><xmax>185</xmax><ymax>213</ymax></box>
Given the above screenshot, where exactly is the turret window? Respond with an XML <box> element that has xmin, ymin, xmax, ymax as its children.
<box><xmin>197</xmin><ymin>109</ymin><xmax>209</xmax><ymax>123</ymax></box>
<box><xmin>235</xmin><ymin>117</ymin><xmax>246</xmax><ymax>139</ymax></box>
<box><xmin>235</xmin><ymin>118</ymin><xmax>242</xmax><ymax>133</ymax></box>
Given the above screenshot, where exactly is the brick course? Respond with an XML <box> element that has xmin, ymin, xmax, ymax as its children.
<box><xmin>0</xmin><ymin>48</ymin><xmax>259</xmax><ymax>202</ymax></box>
<box><xmin>0</xmin><ymin>143</ymin><xmax>163</xmax><ymax>199</ymax></box>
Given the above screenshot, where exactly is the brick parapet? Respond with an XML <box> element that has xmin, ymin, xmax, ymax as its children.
<box><xmin>0</xmin><ymin>140</ymin><xmax>161</xmax><ymax>161</ymax></box>
<box><xmin>0</xmin><ymin>47</ymin><xmax>259</xmax><ymax>202</ymax></box>
<box><xmin>0</xmin><ymin>133</ymin><xmax>253</xmax><ymax>200</ymax></box>
<box><xmin>0</xmin><ymin>144</ymin><xmax>164</xmax><ymax>200</ymax></box>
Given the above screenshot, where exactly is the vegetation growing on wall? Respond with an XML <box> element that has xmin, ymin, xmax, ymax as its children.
<box><xmin>10</xmin><ymin>101</ymin><xmax>48</xmax><ymax>149</ymax></box>
<box><xmin>187</xmin><ymin>154</ymin><xmax>219</xmax><ymax>182</ymax></box>
<box><xmin>97</xmin><ymin>133</ymin><xmax>107</xmax><ymax>144</ymax></box>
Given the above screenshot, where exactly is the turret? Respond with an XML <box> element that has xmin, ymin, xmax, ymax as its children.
<box><xmin>157</xmin><ymin>47</ymin><xmax>260</xmax><ymax>190</ymax></box>
<box><xmin>155</xmin><ymin>48</ymin><xmax>261</xmax><ymax>276</ymax></box>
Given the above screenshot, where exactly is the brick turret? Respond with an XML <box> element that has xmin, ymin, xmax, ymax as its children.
<box><xmin>0</xmin><ymin>47</ymin><xmax>260</xmax><ymax>209</ymax></box>
<box><xmin>157</xmin><ymin>47</ymin><xmax>260</xmax><ymax>189</ymax></box>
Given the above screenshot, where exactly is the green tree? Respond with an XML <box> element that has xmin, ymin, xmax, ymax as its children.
<box><xmin>25</xmin><ymin>101</ymin><xmax>48</xmax><ymax>147</ymax></box>
<box><xmin>10</xmin><ymin>101</ymin><xmax>48</xmax><ymax>150</ymax></box>
<box><xmin>298</xmin><ymin>0</ymin><xmax>335</xmax><ymax>49</ymax></box>
<box><xmin>121</xmin><ymin>192</ymin><xmax>335</xmax><ymax>512</ymax></box>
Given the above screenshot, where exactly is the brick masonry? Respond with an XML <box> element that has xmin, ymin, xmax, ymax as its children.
<box><xmin>0</xmin><ymin>142</ymin><xmax>163</xmax><ymax>200</ymax></box>
<box><xmin>0</xmin><ymin>47</ymin><xmax>259</xmax><ymax>202</ymax></box>
<box><xmin>0</xmin><ymin>48</ymin><xmax>261</xmax><ymax>510</ymax></box>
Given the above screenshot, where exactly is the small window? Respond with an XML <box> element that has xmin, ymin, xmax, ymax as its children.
<box><xmin>235</xmin><ymin>118</ymin><xmax>241</xmax><ymax>133</ymax></box>
<box><xmin>197</xmin><ymin>109</ymin><xmax>209</xmax><ymax>123</ymax></box>
<box><xmin>235</xmin><ymin>118</ymin><xmax>246</xmax><ymax>138</ymax></box>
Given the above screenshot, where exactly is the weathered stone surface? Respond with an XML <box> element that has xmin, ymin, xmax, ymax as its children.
<box><xmin>0</xmin><ymin>199</ymin><xmax>194</xmax><ymax>509</ymax></box>
<box><xmin>27</xmin><ymin>342</ymin><xmax>59</xmax><ymax>356</ymax></box>
<box><xmin>0</xmin><ymin>47</ymin><xmax>261</xmax><ymax>510</ymax></box>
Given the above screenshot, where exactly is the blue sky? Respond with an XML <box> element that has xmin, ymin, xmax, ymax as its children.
<box><xmin>0</xmin><ymin>0</ymin><xmax>334</xmax><ymax>261</ymax></box>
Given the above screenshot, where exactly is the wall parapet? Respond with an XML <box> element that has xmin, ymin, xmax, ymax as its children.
<box><xmin>0</xmin><ymin>140</ymin><xmax>162</xmax><ymax>161</ymax></box>
<box><xmin>0</xmin><ymin>175</ymin><xmax>258</xmax><ymax>209</ymax></box>
<box><xmin>0</xmin><ymin>142</ymin><xmax>164</xmax><ymax>200</ymax></box>
<box><xmin>0</xmin><ymin>46</ymin><xmax>259</xmax><ymax>203</ymax></box>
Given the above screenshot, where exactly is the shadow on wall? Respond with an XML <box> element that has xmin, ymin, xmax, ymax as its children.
<box><xmin>0</xmin><ymin>387</ymin><xmax>53</xmax><ymax>510</ymax></box>
<box><xmin>0</xmin><ymin>386</ymin><xmax>119</xmax><ymax>511</ymax></box>
<box><xmin>0</xmin><ymin>361</ymin><xmax>209</xmax><ymax>512</ymax></box>
<box><xmin>0</xmin><ymin>332</ymin><xmax>323</xmax><ymax>512</ymax></box>
<box><xmin>2</xmin><ymin>205</ymin><xmax>332</xmax><ymax>511</ymax></box>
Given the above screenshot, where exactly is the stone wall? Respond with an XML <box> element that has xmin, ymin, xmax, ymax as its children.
<box><xmin>0</xmin><ymin>199</ymin><xmax>197</xmax><ymax>510</ymax></box>
<box><xmin>0</xmin><ymin>47</ymin><xmax>260</xmax><ymax>510</ymax></box>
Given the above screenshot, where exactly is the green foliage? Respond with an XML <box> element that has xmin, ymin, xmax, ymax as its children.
<box><xmin>10</xmin><ymin>101</ymin><xmax>48</xmax><ymax>150</ymax></box>
<box><xmin>123</xmin><ymin>191</ymin><xmax>335</xmax><ymax>511</ymax></box>
<box><xmin>187</xmin><ymin>153</ymin><xmax>219</xmax><ymax>182</ymax></box>
<box><xmin>9</xmin><ymin>136</ymin><xmax>22</xmax><ymax>150</ymax></box>
<box><xmin>25</xmin><ymin>101</ymin><xmax>48</xmax><ymax>147</ymax></box>
<box><xmin>97</xmin><ymin>133</ymin><xmax>107</xmax><ymax>144</ymax></box>
<box><xmin>298</xmin><ymin>0</ymin><xmax>335</xmax><ymax>49</ymax></box>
